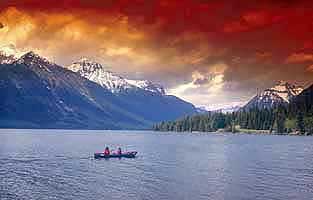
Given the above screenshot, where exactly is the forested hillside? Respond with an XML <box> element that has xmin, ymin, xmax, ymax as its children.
<box><xmin>154</xmin><ymin>84</ymin><xmax>313</xmax><ymax>135</ymax></box>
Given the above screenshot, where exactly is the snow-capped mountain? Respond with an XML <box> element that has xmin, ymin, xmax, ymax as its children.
<box><xmin>289</xmin><ymin>83</ymin><xmax>313</xmax><ymax>115</ymax></box>
<box><xmin>0</xmin><ymin>52</ymin><xmax>16</xmax><ymax>64</ymax></box>
<box><xmin>15</xmin><ymin>51</ymin><xmax>56</xmax><ymax>72</ymax></box>
<box><xmin>0</xmin><ymin>44</ymin><xmax>35</xmax><ymax>64</ymax></box>
<box><xmin>126</xmin><ymin>79</ymin><xmax>165</xmax><ymax>95</ymax></box>
<box><xmin>268</xmin><ymin>81</ymin><xmax>303</xmax><ymax>102</ymax></box>
<box><xmin>244</xmin><ymin>81</ymin><xmax>303</xmax><ymax>109</ymax></box>
<box><xmin>68</xmin><ymin>58</ymin><xmax>165</xmax><ymax>95</ymax></box>
<box><xmin>0</xmin><ymin>44</ymin><xmax>19</xmax><ymax>64</ymax></box>
<box><xmin>0</xmin><ymin>51</ymin><xmax>197</xmax><ymax>129</ymax></box>
<box><xmin>195</xmin><ymin>106</ymin><xmax>209</xmax><ymax>113</ymax></box>
<box><xmin>214</xmin><ymin>106</ymin><xmax>241</xmax><ymax>113</ymax></box>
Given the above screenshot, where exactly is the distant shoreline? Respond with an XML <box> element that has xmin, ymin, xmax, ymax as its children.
<box><xmin>155</xmin><ymin>129</ymin><xmax>312</xmax><ymax>136</ymax></box>
<box><xmin>0</xmin><ymin>128</ymin><xmax>311</xmax><ymax>136</ymax></box>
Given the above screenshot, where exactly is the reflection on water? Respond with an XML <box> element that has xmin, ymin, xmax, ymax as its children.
<box><xmin>0</xmin><ymin>130</ymin><xmax>313</xmax><ymax>200</ymax></box>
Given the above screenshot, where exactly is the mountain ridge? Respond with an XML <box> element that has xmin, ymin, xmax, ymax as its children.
<box><xmin>289</xmin><ymin>84</ymin><xmax>313</xmax><ymax>115</ymax></box>
<box><xmin>68</xmin><ymin>58</ymin><xmax>165</xmax><ymax>95</ymax></box>
<box><xmin>244</xmin><ymin>81</ymin><xmax>303</xmax><ymax>110</ymax></box>
<box><xmin>0</xmin><ymin>51</ymin><xmax>197</xmax><ymax>129</ymax></box>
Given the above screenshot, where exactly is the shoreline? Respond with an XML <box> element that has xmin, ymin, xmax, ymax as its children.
<box><xmin>155</xmin><ymin>129</ymin><xmax>312</xmax><ymax>136</ymax></box>
<box><xmin>0</xmin><ymin>128</ymin><xmax>311</xmax><ymax>136</ymax></box>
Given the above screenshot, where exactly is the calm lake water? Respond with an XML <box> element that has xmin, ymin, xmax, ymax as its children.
<box><xmin>0</xmin><ymin>129</ymin><xmax>313</xmax><ymax>200</ymax></box>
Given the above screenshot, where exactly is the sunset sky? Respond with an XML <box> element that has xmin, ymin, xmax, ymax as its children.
<box><xmin>1</xmin><ymin>0</ymin><xmax>313</xmax><ymax>110</ymax></box>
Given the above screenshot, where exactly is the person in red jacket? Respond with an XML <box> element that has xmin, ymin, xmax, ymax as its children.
<box><xmin>104</xmin><ymin>147</ymin><xmax>110</xmax><ymax>156</ymax></box>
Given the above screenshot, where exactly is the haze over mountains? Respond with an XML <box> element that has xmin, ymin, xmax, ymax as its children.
<box><xmin>0</xmin><ymin>50</ymin><xmax>197</xmax><ymax>129</ymax></box>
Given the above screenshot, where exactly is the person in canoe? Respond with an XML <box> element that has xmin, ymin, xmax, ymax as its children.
<box><xmin>117</xmin><ymin>147</ymin><xmax>122</xmax><ymax>155</ymax></box>
<box><xmin>104</xmin><ymin>147</ymin><xmax>110</xmax><ymax>156</ymax></box>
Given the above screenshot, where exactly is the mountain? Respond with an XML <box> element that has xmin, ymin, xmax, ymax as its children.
<box><xmin>196</xmin><ymin>106</ymin><xmax>209</xmax><ymax>113</ymax></box>
<box><xmin>244</xmin><ymin>81</ymin><xmax>303</xmax><ymax>110</ymax></box>
<box><xmin>125</xmin><ymin>79</ymin><xmax>165</xmax><ymax>95</ymax></box>
<box><xmin>0</xmin><ymin>44</ymin><xmax>20</xmax><ymax>64</ymax></box>
<box><xmin>67</xmin><ymin>58</ymin><xmax>196</xmax><ymax>122</ymax></box>
<box><xmin>289</xmin><ymin>84</ymin><xmax>313</xmax><ymax>115</ymax></box>
<box><xmin>213</xmin><ymin>106</ymin><xmax>241</xmax><ymax>113</ymax></box>
<box><xmin>0</xmin><ymin>52</ymin><xmax>16</xmax><ymax>64</ymax></box>
<box><xmin>0</xmin><ymin>52</ymin><xmax>149</xmax><ymax>129</ymax></box>
<box><xmin>0</xmin><ymin>52</ymin><xmax>197</xmax><ymax>129</ymax></box>
<box><xmin>68</xmin><ymin>58</ymin><xmax>165</xmax><ymax>95</ymax></box>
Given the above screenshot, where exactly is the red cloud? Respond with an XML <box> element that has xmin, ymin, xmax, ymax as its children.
<box><xmin>223</xmin><ymin>10</ymin><xmax>285</xmax><ymax>33</ymax></box>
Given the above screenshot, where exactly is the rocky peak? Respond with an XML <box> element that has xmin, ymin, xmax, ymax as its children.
<box><xmin>264</xmin><ymin>81</ymin><xmax>303</xmax><ymax>102</ymax></box>
<box><xmin>68</xmin><ymin>58</ymin><xmax>134</xmax><ymax>93</ymax></box>
<box><xmin>69</xmin><ymin>57</ymin><xmax>103</xmax><ymax>73</ymax></box>
<box><xmin>244</xmin><ymin>81</ymin><xmax>303</xmax><ymax>110</ymax></box>
<box><xmin>0</xmin><ymin>52</ymin><xmax>16</xmax><ymax>64</ymax></box>
<box><xmin>0</xmin><ymin>44</ymin><xmax>19</xmax><ymax>64</ymax></box>
<box><xmin>14</xmin><ymin>51</ymin><xmax>56</xmax><ymax>73</ymax></box>
<box><xmin>68</xmin><ymin>58</ymin><xmax>166</xmax><ymax>95</ymax></box>
<box><xmin>126</xmin><ymin>79</ymin><xmax>165</xmax><ymax>95</ymax></box>
<box><xmin>18</xmin><ymin>51</ymin><xmax>52</xmax><ymax>65</ymax></box>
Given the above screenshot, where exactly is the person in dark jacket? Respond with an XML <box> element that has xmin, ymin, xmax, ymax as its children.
<box><xmin>117</xmin><ymin>147</ymin><xmax>122</xmax><ymax>155</ymax></box>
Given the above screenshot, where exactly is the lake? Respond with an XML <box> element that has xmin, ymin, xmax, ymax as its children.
<box><xmin>0</xmin><ymin>129</ymin><xmax>313</xmax><ymax>200</ymax></box>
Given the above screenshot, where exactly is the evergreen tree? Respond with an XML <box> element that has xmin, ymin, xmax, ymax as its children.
<box><xmin>275</xmin><ymin>105</ymin><xmax>286</xmax><ymax>133</ymax></box>
<box><xmin>296</xmin><ymin>112</ymin><xmax>305</xmax><ymax>135</ymax></box>
<box><xmin>285</xmin><ymin>118</ymin><xmax>296</xmax><ymax>133</ymax></box>
<box><xmin>304</xmin><ymin>116</ymin><xmax>313</xmax><ymax>135</ymax></box>
<box><xmin>152</xmin><ymin>102</ymin><xmax>311</xmax><ymax>135</ymax></box>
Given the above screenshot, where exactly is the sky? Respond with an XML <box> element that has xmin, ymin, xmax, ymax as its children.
<box><xmin>0</xmin><ymin>0</ymin><xmax>313</xmax><ymax>110</ymax></box>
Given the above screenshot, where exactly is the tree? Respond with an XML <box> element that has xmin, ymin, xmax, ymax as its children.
<box><xmin>304</xmin><ymin>116</ymin><xmax>313</xmax><ymax>135</ymax></box>
<box><xmin>296</xmin><ymin>112</ymin><xmax>305</xmax><ymax>135</ymax></box>
<box><xmin>275</xmin><ymin>105</ymin><xmax>286</xmax><ymax>134</ymax></box>
<box><xmin>199</xmin><ymin>118</ymin><xmax>206</xmax><ymax>132</ymax></box>
<box><xmin>285</xmin><ymin>118</ymin><xmax>296</xmax><ymax>133</ymax></box>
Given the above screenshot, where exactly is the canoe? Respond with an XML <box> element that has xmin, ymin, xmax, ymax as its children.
<box><xmin>94</xmin><ymin>151</ymin><xmax>137</xmax><ymax>159</ymax></box>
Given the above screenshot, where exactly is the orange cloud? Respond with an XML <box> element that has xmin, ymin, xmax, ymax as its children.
<box><xmin>286</xmin><ymin>53</ymin><xmax>313</xmax><ymax>63</ymax></box>
<box><xmin>307</xmin><ymin>64</ymin><xmax>313</xmax><ymax>72</ymax></box>
<box><xmin>255</xmin><ymin>51</ymin><xmax>272</xmax><ymax>62</ymax></box>
<box><xmin>0</xmin><ymin>7</ymin><xmax>155</xmax><ymax>67</ymax></box>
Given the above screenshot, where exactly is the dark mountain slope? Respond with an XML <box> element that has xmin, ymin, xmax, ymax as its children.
<box><xmin>0</xmin><ymin>53</ymin><xmax>148</xmax><ymax>129</ymax></box>
<box><xmin>115</xmin><ymin>90</ymin><xmax>196</xmax><ymax>122</ymax></box>
<box><xmin>289</xmin><ymin>84</ymin><xmax>313</xmax><ymax>115</ymax></box>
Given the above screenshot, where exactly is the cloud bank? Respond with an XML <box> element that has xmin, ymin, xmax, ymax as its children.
<box><xmin>0</xmin><ymin>0</ymin><xmax>313</xmax><ymax>109</ymax></box>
